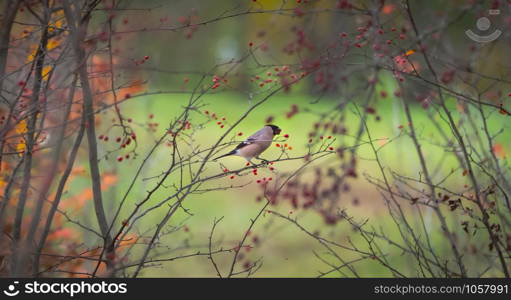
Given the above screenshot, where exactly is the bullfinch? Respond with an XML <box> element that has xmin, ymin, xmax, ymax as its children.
<box><xmin>215</xmin><ymin>124</ymin><xmax>281</xmax><ymax>164</ymax></box>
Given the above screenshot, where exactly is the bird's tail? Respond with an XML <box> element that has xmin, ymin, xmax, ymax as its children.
<box><xmin>213</xmin><ymin>150</ymin><xmax>236</xmax><ymax>160</ymax></box>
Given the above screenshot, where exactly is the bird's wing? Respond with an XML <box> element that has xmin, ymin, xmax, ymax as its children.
<box><xmin>234</xmin><ymin>127</ymin><xmax>271</xmax><ymax>150</ymax></box>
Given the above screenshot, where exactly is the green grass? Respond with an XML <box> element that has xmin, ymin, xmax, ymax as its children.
<box><xmin>67</xmin><ymin>89</ymin><xmax>510</xmax><ymax>277</ymax></box>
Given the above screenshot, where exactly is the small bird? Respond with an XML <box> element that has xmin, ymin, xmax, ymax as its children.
<box><xmin>215</xmin><ymin>124</ymin><xmax>281</xmax><ymax>164</ymax></box>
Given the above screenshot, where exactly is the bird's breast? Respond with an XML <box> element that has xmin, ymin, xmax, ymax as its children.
<box><xmin>237</xmin><ymin>141</ymin><xmax>271</xmax><ymax>158</ymax></box>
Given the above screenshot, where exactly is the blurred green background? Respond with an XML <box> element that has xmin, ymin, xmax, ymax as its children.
<box><xmin>63</xmin><ymin>0</ymin><xmax>511</xmax><ymax>276</ymax></box>
<box><xmin>68</xmin><ymin>87</ymin><xmax>509</xmax><ymax>276</ymax></box>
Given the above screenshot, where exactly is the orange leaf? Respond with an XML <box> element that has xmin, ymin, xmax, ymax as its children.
<box><xmin>493</xmin><ymin>143</ymin><xmax>506</xmax><ymax>158</ymax></box>
<box><xmin>118</xmin><ymin>233</ymin><xmax>139</xmax><ymax>248</ymax></box>
<box><xmin>0</xmin><ymin>178</ymin><xmax>5</xmax><ymax>197</ymax></box>
<box><xmin>377</xmin><ymin>136</ymin><xmax>389</xmax><ymax>147</ymax></box>
<box><xmin>382</xmin><ymin>4</ymin><xmax>395</xmax><ymax>14</ymax></box>
<box><xmin>15</xmin><ymin>119</ymin><xmax>27</xmax><ymax>134</ymax></box>
<box><xmin>404</xmin><ymin>49</ymin><xmax>416</xmax><ymax>56</ymax></box>
<box><xmin>101</xmin><ymin>172</ymin><xmax>118</xmax><ymax>190</ymax></box>
<box><xmin>48</xmin><ymin>228</ymin><xmax>74</xmax><ymax>240</ymax></box>
<box><xmin>59</xmin><ymin>172</ymin><xmax>118</xmax><ymax>210</ymax></box>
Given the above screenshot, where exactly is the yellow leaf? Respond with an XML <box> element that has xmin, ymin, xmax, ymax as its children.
<box><xmin>15</xmin><ymin>119</ymin><xmax>27</xmax><ymax>134</ymax></box>
<box><xmin>26</xmin><ymin>45</ymin><xmax>37</xmax><ymax>63</ymax></box>
<box><xmin>26</xmin><ymin>38</ymin><xmax>60</xmax><ymax>63</ymax></box>
<box><xmin>15</xmin><ymin>120</ymin><xmax>27</xmax><ymax>156</ymax></box>
<box><xmin>42</xmin><ymin>65</ymin><xmax>52</xmax><ymax>80</ymax></box>
<box><xmin>47</xmin><ymin>38</ymin><xmax>60</xmax><ymax>50</ymax></box>
<box><xmin>16</xmin><ymin>140</ymin><xmax>25</xmax><ymax>156</ymax></box>
<box><xmin>404</xmin><ymin>49</ymin><xmax>416</xmax><ymax>56</ymax></box>
<box><xmin>48</xmin><ymin>9</ymin><xmax>65</xmax><ymax>33</ymax></box>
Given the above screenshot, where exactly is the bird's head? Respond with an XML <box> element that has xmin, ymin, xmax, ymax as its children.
<box><xmin>267</xmin><ymin>124</ymin><xmax>281</xmax><ymax>135</ymax></box>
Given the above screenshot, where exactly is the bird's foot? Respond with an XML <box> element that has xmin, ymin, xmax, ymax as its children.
<box><xmin>256</xmin><ymin>157</ymin><xmax>270</xmax><ymax>165</ymax></box>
